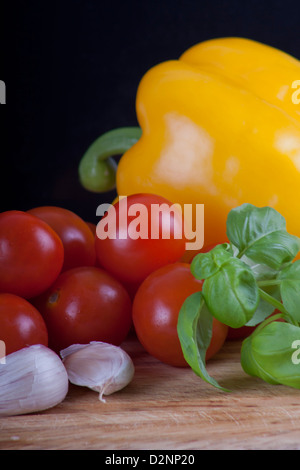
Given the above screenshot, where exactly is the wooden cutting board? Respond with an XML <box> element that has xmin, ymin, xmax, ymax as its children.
<box><xmin>1</xmin><ymin>335</ymin><xmax>300</xmax><ymax>450</ymax></box>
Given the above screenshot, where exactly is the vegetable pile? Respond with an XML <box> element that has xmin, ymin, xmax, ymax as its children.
<box><xmin>2</xmin><ymin>196</ymin><xmax>300</xmax><ymax>416</ymax></box>
<box><xmin>0</xmin><ymin>206</ymin><xmax>133</xmax><ymax>355</ymax></box>
<box><xmin>0</xmin><ymin>205</ymin><xmax>136</xmax><ymax>415</ymax></box>
<box><xmin>1</xmin><ymin>195</ymin><xmax>227</xmax><ymax>415</ymax></box>
<box><xmin>3</xmin><ymin>36</ymin><xmax>300</xmax><ymax>416</ymax></box>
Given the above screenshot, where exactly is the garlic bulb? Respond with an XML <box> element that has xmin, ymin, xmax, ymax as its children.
<box><xmin>0</xmin><ymin>344</ymin><xmax>69</xmax><ymax>416</ymax></box>
<box><xmin>60</xmin><ymin>341</ymin><xmax>135</xmax><ymax>402</ymax></box>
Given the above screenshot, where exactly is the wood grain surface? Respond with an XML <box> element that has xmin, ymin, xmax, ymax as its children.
<box><xmin>1</xmin><ymin>335</ymin><xmax>300</xmax><ymax>450</ymax></box>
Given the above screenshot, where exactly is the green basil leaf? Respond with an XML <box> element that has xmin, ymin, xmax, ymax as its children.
<box><xmin>240</xmin><ymin>254</ymin><xmax>280</xmax><ymax>282</ymax></box>
<box><xmin>202</xmin><ymin>257</ymin><xmax>259</xmax><ymax>328</ymax></box>
<box><xmin>190</xmin><ymin>243</ymin><xmax>233</xmax><ymax>280</ymax></box>
<box><xmin>237</xmin><ymin>253</ymin><xmax>281</xmax><ymax>326</ymax></box>
<box><xmin>241</xmin><ymin>321</ymin><xmax>300</xmax><ymax>389</ymax></box>
<box><xmin>226</xmin><ymin>203</ymin><xmax>300</xmax><ymax>270</ymax></box>
<box><xmin>245</xmin><ymin>284</ymin><xmax>280</xmax><ymax>326</ymax></box>
<box><xmin>177</xmin><ymin>291</ymin><xmax>229</xmax><ymax>391</ymax></box>
<box><xmin>278</xmin><ymin>260</ymin><xmax>300</xmax><ymax>322</ymax></box>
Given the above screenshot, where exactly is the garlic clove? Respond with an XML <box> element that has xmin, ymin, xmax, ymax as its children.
<box><xmin>0</xmin><ymin>344</ymin><xmax>69</xmax><ymax>416</ymax></box>
<box><xmin>60</xmin><ymin>341</ymin><xmax>135</xmax><ymax>402</ymax></box>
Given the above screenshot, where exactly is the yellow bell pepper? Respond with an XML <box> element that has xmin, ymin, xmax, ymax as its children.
<box><xmin>79</xmin><ymin>37</ymin><xmax>300</xmax><ymax>254</ymax></box>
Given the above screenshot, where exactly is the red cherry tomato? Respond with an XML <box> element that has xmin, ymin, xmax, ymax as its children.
<box><xmin>95</xmin><ymin>194</ymin><xmax>186</xmax><ymax>288</ymax></box>
<box><xmin>0</xmin><ymin>293</ymin><xmax>48</xmax><ymax>355</ymax></box>
<box><xmin>132</xmin><ymin>262</ymin><xmax>228</xmax><ymax>367</ymax></box>
<box><xmin>0</xmin><ymin>210</ymin><xmax>64</xmax><ymax>299</ymax></box>
<box><xmin>86</xmin><ymin>221</ymin><xmax>97</xmax><ymax>236</ymax></box>
<box><xmin>28</xmin><ymin>206</ymin><xmax>96</xmax><ymax>271</ymax></box>
<box><xmin>32</xmin><ymin>266</ymin><xmax>132</xmax><ymax>352</ymax></box>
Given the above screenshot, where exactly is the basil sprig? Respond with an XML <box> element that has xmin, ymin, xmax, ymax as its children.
<box><xmin>241</xmin><ymin>319</ymin><xmax>300</xmax><ymax>389</ymax></box>
<box><xmin>178</xmin><ymin>292</ymin><xmax>229</xmax><ymax>391</ymax></box>
<box><xmin>178</xmin><ymin>203</ymin><xmax>300</xmax><ymax>391</ymax></box>
<box><xmin>227</xmin><ymin>203</ymin><xmax>300</xmax><ymax>270</ymax></box>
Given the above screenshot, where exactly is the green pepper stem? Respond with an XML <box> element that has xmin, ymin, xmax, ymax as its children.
<box><xmin>78</xmin><ymin>127</ymin><xmax>142</xmax><ymax>193</ymax></box>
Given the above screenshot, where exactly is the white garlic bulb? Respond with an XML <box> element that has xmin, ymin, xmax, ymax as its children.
<box><xmin>60</xmin><ymin>341</ymin><xmax>135</xmax><ymax>402</ymax></box>
<box><xmin>0</xmin><ymin>344</ymin><xmax>69</xmax><ymax>416</ymax></box>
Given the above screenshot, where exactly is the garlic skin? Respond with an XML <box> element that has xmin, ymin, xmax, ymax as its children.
<box><xmin>60</xmin><ymin>341</ymin><xmax>135</xmax><ymax>402</ymax></box>
<box><xmin>0</xmin><ymin>344</ymin><xmax>69</xmax><ymax>416</ymax></box>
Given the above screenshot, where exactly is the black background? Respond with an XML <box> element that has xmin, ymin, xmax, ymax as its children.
<box><xmin>1</xmin><ymin>0</ymin><xmax>300</xmax><ymax>224</ymax></box>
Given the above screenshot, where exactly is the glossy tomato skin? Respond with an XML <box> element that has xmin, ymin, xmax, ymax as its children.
<box><xmin>86</xmin><ymin>221</ymin><xmax>97</xmax><ymax>236</ymax></box>
<box><xmin>0</xmin><ymin>211</ymin><xmax>64</xmax><ymax>299</ymax></box>
<box><xmin>95</xmin><ymin>194</ymin><xmax>186</xmax><ymax>287</ymax></box>
<box><xmin>28</xmin><ymin>206</ymin><xmax>96</xmax><ymax>271</ymax></box>
<box><xmin>132</xmin><ymin>262</ymin><xmax>228</xmax><ymax>367</ymax></box>
<box><xmin>32</xmin><ymin>266</ymin><xmax>132</xmax><ymax>352</ymax></box>
<box><xmin>0</xmin><ymin>293</ymin><xmax>48</xmax><ymax>355</ymax></box>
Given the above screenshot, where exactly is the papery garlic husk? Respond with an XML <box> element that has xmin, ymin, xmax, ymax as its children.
<box><xmin>60</xmin><ymin>341</ymin><xmax>135</xmax><ymax>402</ymax></box>
<box><xmin>0</xmin><ymin>344</ymin><xmax>69</xmax><ymax>416</ymax></box>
